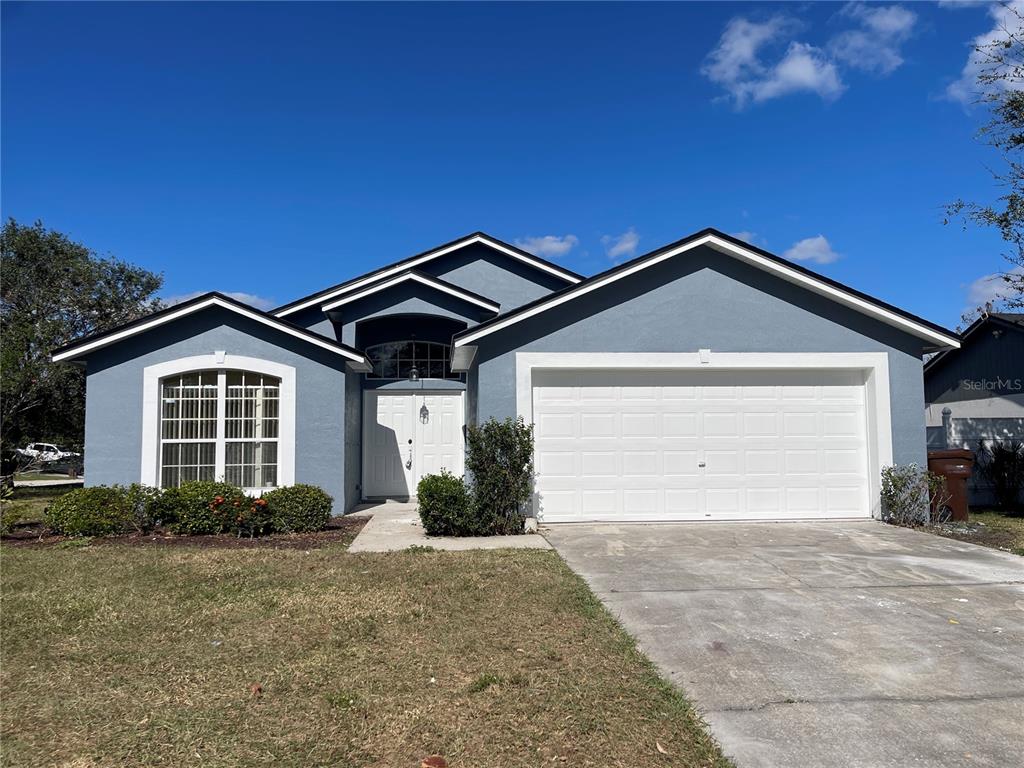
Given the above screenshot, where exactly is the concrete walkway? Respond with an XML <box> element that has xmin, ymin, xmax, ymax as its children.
<box><xmin>347</xmin><ymin>502</ymin><xmax>551</xmax><ymax>552</ymax></box>
<box><xmin>545</xmin><ymin>520</ymin><xmax>1024</xmax><ymax>768</ymax></box>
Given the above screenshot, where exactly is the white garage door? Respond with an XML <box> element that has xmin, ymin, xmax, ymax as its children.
<box><xmin>532</xmin><ymin>369</ymin><xmax>870</xmax><ymax>522</ymax></box>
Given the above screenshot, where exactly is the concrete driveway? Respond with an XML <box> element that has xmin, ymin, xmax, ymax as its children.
<box><xmin>544</xmin><ymin>521</ymin><xmax>1024</xmax><ymax>768</ymax></box>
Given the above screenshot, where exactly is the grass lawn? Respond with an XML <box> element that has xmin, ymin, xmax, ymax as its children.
<box><xmin>1</xmin><ymin>541</ymin><xmax>729</xmax><ymax>767</ymax></box>
<box><xmin>1</xmin><ymin>490</ymin><xmax>62</xmax><ymax>527</ymax></box>
<box><xmin>930</xmin><ymin>510</ymin><xmax>1024</xmax><ymax>556</ymax></box>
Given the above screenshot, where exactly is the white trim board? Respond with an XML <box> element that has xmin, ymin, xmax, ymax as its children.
<box><xmin>456</xmin><ymin>233</ymin><xmax>960</xmax><ymax>349</ymax></box>
<box><xmin>52</xmin><ymin>296</ymin><xmax>368</xmax><ymax>364</ymax></box>
<box><xmin>276</xmin><ymin>234</ymin><xmax>582</xmax><ymax>318</ymax></box>
<box><xmin>321</xmin><ymin>271</ymin><xmax>500</xmax><ymax>313</ymax></box>
<box><xmin>515</xmin><ymin>351</ymin><xmax>893</xmax><ymax>520</ymax></box>
<box><xmin>141</xmin><ymin>354</ymin><xmax>296</xmax><ymax>490</ymax></box>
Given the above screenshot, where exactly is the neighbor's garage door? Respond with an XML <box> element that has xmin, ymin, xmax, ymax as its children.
<box><xmin>532</xmin><ymin>370</ymin><xmax>870</xmax><ymax>522</ymax></box>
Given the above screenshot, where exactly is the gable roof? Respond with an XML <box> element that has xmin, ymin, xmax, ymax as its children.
<box><xmin>320</xmin><ymin>269</ymin><xmax>500</xmax><ymax>314</ymax></box>
<box><xmin>273</xmin><ymin>232</ymin><xmax>583</xmax><ymax>318</ymax></box>
<box><xmin>453</xmin><ymin>228</ymin><xmax>961</xmax><ymax>350</ymax></box>
<box><xmin>51</xmin><ymin>292</ymin><xmax>370</xmax><ymax>365</ymax></box>
<box><xmin>924</xmin><ymin>311</ymin><xmax>1023</xmax><ymax>374</ymax></box>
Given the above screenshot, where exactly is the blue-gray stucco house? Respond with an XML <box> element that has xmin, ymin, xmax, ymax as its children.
<box><xmin>53</xmin><ymin>229</ymin><xmax>961</xmax><ymax>522</ymax></box>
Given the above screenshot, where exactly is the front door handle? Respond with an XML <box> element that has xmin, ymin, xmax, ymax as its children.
<box><xmin>698</xmin><ymin>461</ymin><xmax>706</xmax><ymax>468</ymax></box>
<box><xmin>406</xmin><ymin>443</ymin><xmax>413</xmax><ymax>470</ymax></box>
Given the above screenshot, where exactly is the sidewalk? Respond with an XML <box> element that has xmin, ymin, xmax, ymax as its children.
<box><xmin>347</xmin><ymin>502</ymin><xmax>551</xmax><ymax>553</ymax></box>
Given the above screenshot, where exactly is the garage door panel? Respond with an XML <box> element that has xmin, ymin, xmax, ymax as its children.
<box><xmin>533</xmin><ymin>370</ymin><xmax>869</xmax><ymax>522</ymax></box>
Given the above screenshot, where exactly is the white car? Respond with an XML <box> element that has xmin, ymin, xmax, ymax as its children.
<box><xmin>16</xmin><ymin>443</ymin><xmax>81</xmax><ymax>463</ymax></box>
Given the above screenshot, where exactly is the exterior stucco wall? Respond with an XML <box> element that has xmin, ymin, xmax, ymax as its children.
<box><xmin>282</xmin><ymin>242</ymin><xmax>570</xmax><ymax>336</ymax></box>
<box><xmin>82</xmin><ymin>307</ymin><xmax>352</xmax><ymax>512</ymax></box>
<box><xmin>472</xmin><ymin>245</ymin><xmax>928</xmax><ymax>467</ymax></box>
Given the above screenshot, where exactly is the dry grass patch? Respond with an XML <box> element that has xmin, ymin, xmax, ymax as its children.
<box><xmin>1</xmin><ymin>543</ymin><xmax>729</xmax><ymax>767</ymax></box>
<box><xmin>930</xmin><ymin>510</ymin><xmax>1024</xmax><ymax>556</ymax></box>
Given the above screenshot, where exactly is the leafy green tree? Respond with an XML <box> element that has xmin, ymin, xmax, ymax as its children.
<box><xmin>946</xmin><ymin>4</ymin><xmax>1024</xmax><ymax>322</ymax></box>
<box><xmin>0</xmin><ymin>219</ymin><xmax>163</xmax><ymax>449</ymax></box>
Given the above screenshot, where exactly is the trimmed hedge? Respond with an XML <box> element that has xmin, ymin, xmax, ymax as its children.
<box><xmin>417</xmin><ymin>470</ymin><xmax>476</xmax><ymax>536</ymax></box>
<box><xmin>263</xmin><ymin>484</ymin><xmax>333</xmax><ymax>533</ymax></box>
<box><xmin>44</xmin><ymin>486</ymin><xmax>134</xmax><ymax>537</ymax></box>
<box><xmin>41</xmin><ymin>482</ymin><xmax>333</xmax><ymax>538</ymax></box>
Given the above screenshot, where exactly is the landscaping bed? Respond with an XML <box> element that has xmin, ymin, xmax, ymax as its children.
<box><xmin>1</xmin><ymin>513</ymin><xmax>367</xmax><ymax>550</ymax></box>
<box><xmin>1</xmin><ymin>545</ymin><xmax>729</xmax><ymax>767</ymax></box>
<box><xmin>927</xmin><ymin>510</ymin><xmax>1024</xmax><ymax>556</ymax></box>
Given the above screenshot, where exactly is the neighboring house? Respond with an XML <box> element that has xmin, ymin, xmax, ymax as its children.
<box><xmin>924</xmin><ymin>312</ymin><xmax>1024</xmax><ymax>505</ymax></box>
<box><xmin>53</xmin><ymin>228</ymin><xmax>960</xmax><ymax>521</ymax></box>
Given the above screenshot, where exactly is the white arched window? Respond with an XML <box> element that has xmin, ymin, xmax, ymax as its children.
<box><xmin>142</xmin><ymin>355</ymin><xmax>295</xmax><ymax>490</ymax></box>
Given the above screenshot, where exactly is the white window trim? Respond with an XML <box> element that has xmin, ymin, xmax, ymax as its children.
<box><xmin>514</xmin><ymin>351</ymin><xmax>893</xmax><ymax>520</ymax></box>
<box><xmin>455</xmin><ymin>233</ymin><xmax>960</xmax><ymax>349</ymax></box>
<box><xmin>141</xmin><ymin>354</ymin><xmax>296</xmax><ymax>491</ymax></box>
<box><xmin>320</xmin><ymin>271</ymin><xmax>500</xmax><ymax>313</ymax></box>
<box><xmin>276</xmin><ymin>234</ymin><xmax>581</xmax><ymax>318</ymax></box>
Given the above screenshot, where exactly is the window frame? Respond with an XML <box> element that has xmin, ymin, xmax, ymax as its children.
<box><xmin>142</xmin><ymin>354</ymin><xmax>296</xmax><ymax>492</ymax></box>
<box><xmin>364</xmin><ymin>339</ymin><xmax>462</xmax><ymax>381</ymax></box>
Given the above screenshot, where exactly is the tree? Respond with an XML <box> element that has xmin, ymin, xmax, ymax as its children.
<box><xmin>0</xmin><ymin>219</ymin><xmax>163</xmax><ymax>449</ymax></box>
<box><xmin>946</xmin><ymin>3</ymin><xmax>1024</xmax><ymax>321</ymax></box>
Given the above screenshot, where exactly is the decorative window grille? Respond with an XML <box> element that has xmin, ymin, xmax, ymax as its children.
<box><xmin>158</xmin><ymin>369</ymin><xmax>281</xmax><ymax>489</ymax></box>
<box><xmin>364</xmin><ymin>341</ymin><xmax>460</xmax><ymax>380</ymax></box>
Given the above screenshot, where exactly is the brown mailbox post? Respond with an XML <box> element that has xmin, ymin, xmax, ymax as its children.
<box><xmin>927</xmin><ymin>449</ymin><xmax>975</xmax><ymax>522</ymax></box>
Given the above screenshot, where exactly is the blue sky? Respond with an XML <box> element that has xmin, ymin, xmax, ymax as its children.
<box><xmin>1</xmin><ymin>1</ymin><xmax>1018</xmax><ymax>328</ymax></box>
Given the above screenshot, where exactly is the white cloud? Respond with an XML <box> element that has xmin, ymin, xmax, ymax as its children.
<box><xmin>601</xmin><ymin>228</ymin><xmax>641</xmax><ymax>261</ymax></box>
<box><xmin>783</xmin><ymin>235</ymin><xmax>842</xmax><ymax>264</ymax></box>
<box><xmin>945</xmin><ymin>0</ymin><xmax>1024</xmax><ymax>105</ymax></box>
<box><xmin>965</xmin><ymin>265</ymin><xmax>1024</xmax><ymax>307</ymax></box>
<box><xmin>514</xmin><ymin>234</ymin><xmax>579</xmax><ymax>258</ymax></box>
<box><xmin>702</xmin><ymin>16</ymin><xmax>845</xmax><ymax>108</ymax></box>
<box><xmin>163</xmin><ymin>290</ymin><xmax>277</xmax><ymax>311</ymax></box>
<box><xmin>829</xmin><ymin>3</ymin><xmax>917</xmax><ymax>76</ymax></box>
<box><xmin>730</xmin><ymin>230</ymin><xmax>766</xmax><ymax>247</ymax></box>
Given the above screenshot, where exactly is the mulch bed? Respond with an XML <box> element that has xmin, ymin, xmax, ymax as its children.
<box><xmin>0</xmin><ymin>515</ymin><xmax>368</xmax><ymax>550</ymax></box>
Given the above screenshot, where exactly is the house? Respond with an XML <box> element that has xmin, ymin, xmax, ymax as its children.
<box><xmin>53</xmin><ymin>228</ymin><xmax>960</xmax><ymax>521</ymax></box>
<box><xmin>924</xmin><ymin>312</ymin><xmax>1024</xmax><ymax>505</ymax></box>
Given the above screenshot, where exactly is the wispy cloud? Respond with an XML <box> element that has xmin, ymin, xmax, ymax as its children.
<box><xmin>783</xmin><ymin>235</ymin><xmax>842</xmax><ymax>264</ymax></box>
<box><xmin>514</xmin><ymin>234</ymin><xmax>579</xmax><ymax>258</ymax></box>
<box><xmin>702</xmin><ymin>5</ymin><xmax>918</xmax><ymax>108</ymax></box>
<box><xmin>163</xmin><ymin>290</ymin><xmax>277</xmax><ymax>311</ymax></box>
<box><xmin>702</xmin><ymin>16</ymin><xmax>844</xmax><ymax>108</ymax></box>
<box><xmin>730</xmin><ymin>230</ymin><xmax>765</xmax><ymax>246</ymax></box>
<box><xmin>601</xmin><ymin>228</ymin><xmax>641</xmax><ymax>261</ymax></box>
<box><xmin>830</xmin><ymin>3</ymin><xmax>917</xmax><ymax>76</ymax></box>
<box><xmin>944</xmin><ymin>0</ymin><xmax>1024</xmax><ymax>105</ymax></box>
<box><xmin>964</xmin><ymin>265</ymin><xmax>1024</xmax><ymax>308</ymax></box>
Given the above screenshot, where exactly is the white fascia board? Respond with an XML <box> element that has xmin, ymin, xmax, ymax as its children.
<box><xmin>450</xmin><ymin>344</ymin><xmax>477</xmax><ymax>372</ymax></box>
<box><xmin>455</xmin><ymin>234</ymin><xmax>961</xmax><ymax>350</ymax></box>
<box><xmin>52</xmin><ymin>297</ymin><xmax>367</xmax><ymax>364</ymax></box>
<box><xmin>320</xmin><ymin>272</ymin><xmax>500</xmax><ymax>313</ymax></box>
<box><xmin>276</xmin><ymin>234</ymin><xmax>581</xmax><ymax>318</ymax></box>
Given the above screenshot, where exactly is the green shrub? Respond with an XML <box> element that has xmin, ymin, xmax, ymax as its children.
<box><xmin>44</xmin><ymin>486</ymin><xmax>134</xmax><ymax>537</ymax></box>
<box><xmin>0</xmin><ymin>505</ymin><xmax>24</xmax><ymax>536</ymax></box>
<box><xmin>465</xmin><ymin>417</ymin><xmax>534</xmax><ymax>535</ymax></box>
<box><xmin>119</xmin><ymin>483</ymin><xmax>163</xmax><ymax>532</ymax></box>
<box><xmin>417</xmin><ymin>470</ymin><xmax>475</xmax><ymax>536</ymax></box>
<box><xmin>161</xmin><ymin>481</ymin><xmax>246</xmax><ymax>535</ymax></box>
<box><xmin>977</xmin><ymin>440</ymin><xmax>1024</xmax><ymax>514</ymax></box>
<box><xmin>262</xmin><ymin>484</ymin><xmax>333</xmax><ymax>533</ymax></box>
<box><xmin>881</xmin><ymin>464</ymin><xmax>948</xmax><ymax>526</ymax></box>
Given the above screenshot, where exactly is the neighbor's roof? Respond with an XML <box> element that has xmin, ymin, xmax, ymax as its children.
<box><xmin>924</xmin><ymin>311</ymin><xmax>1023</xmax><ymax>373</ymax></box>
<box><xmin>273</xmin><ymin>232</ymin><xmax>583</xmax><ymax>319</ymax></box>
<box><xmin>453</xmin><ymin>228</ymin><xmax>961</xmax><ymax>351</ymax></box>
<box><xmin>51</xmin><ymin>292</ymin><xmax>369</xmax><ymax>364</ymax></box>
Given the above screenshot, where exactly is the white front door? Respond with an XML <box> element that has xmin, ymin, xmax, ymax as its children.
<box><xmin>362</xmin><ymin>391</ymin><xmax>465</xmax><ymax>498</ymax></box>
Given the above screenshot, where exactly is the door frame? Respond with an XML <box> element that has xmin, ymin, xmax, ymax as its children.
<box><xmin>361</xmin><ymin>389</ymin><xmax>466</xmax><ymax>500</ymax></box>
<box><xmin>515</xmin><ymin>352</ymin><xmax>892</xmax><ymax>520</ymax></box>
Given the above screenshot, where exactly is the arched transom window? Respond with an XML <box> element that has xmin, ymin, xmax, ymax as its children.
<box><xmin>365</xmin><ymin>340</ymin><xmax>460</xmax><ymax>380</ymax></box>
<box><xmin>160</xmin><ymin>369</ymin><xmax>281</xmax><ymax>489</ymax></box>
